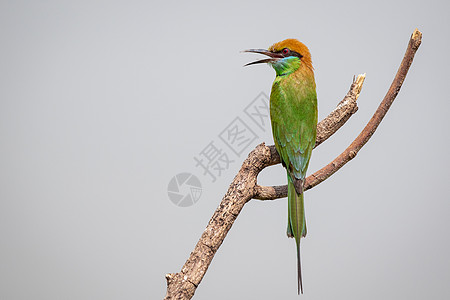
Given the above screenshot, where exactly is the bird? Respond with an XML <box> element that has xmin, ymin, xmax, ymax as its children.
<box><xmin>243</xmin><ymin>39</ymin><xmax>318</xmax><ymax>294</ymax></box>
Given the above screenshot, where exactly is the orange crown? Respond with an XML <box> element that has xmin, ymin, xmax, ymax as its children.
<box><xmin>269</xmin><ymin>39</ymin><xmax>313</xmax><ymax>70</ymax></box>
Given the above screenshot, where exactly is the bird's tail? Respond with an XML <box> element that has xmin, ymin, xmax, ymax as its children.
<box><xmin>287</xmin><ymin>175</ymin><xmax>307</xmax><ymax>294</ymax></box>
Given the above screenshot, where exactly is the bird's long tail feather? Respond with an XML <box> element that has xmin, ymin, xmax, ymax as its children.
<box><xmin>296</xmin><ymin>240</ymin><xmax>302</xmax><ymax>294</ymax></box>
<box><xmin>288</xmin><ymin>175</ymin><xmax>306</xmax><ymax>294</ymax></box>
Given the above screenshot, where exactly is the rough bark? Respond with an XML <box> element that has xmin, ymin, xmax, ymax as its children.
<box><xmin>164</xmin><ymin>29</ymin><xmax>422</xmax><ymax>300</ymax></box>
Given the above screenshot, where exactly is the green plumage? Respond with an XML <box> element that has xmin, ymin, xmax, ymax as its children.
<box><xmin>270</xmin><ymin>55</ymin><xmax>317</xmax><ymax>294</ymax></box>
<box><xmin>244</xmin><ymin>39</ymin><xmax>318</xmax><ymax>294</ymax></box>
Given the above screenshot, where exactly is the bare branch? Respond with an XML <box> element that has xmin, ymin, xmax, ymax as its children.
<box><xmin>260</xmin><ymin>73</ymin><xmax>366</xmax><ymax>172</ymax></box>
<box><xmin>255</xmin><ymin>29</ymin><xmax>422</xmax><ymax>200</ymax></box>
<box><xmin>315</xmin><ymin>73</ymin><xmax>365</xmax><ymax>147</ymax></box>
<box><xmin>164</xmin><ymin>29</ymin><xmax>422</xmax><ymax>300</ymax></box>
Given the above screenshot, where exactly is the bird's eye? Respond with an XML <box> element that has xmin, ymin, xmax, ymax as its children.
<box><xmin>282</xmin><ymin>48</ymin><xmax>289</xmax><ymax>55</ymax></box>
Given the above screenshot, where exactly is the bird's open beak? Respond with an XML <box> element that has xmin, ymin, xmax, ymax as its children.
<box><xmin>242</xmin><ymin>49</ymin><xmax>284</xmax><ymax>66</ymax></box>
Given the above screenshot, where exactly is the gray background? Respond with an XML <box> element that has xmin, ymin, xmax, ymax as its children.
<box><xmin>1</xmin><ymin>0</ymin><xmax>449</xmax><ymax>299</ymax></box>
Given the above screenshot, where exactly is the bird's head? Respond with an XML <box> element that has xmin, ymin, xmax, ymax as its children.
<box><xmin>243</xmin><ymin>39</ymin><xmax>313</xmax><ymax>76</ymax></box>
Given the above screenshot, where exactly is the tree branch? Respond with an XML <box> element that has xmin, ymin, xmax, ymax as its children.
<box><xmin>255</xmin><ymin>29</ymin><xmax>422</xmax><ymax>200</ymax></box>
<box><xmin>164</xmin><ymin>29</ymin><xmax>422</xmax><ymax>300</ymax></box>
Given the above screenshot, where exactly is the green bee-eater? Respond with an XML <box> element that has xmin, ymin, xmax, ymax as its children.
<box><xmin>244</xmin><ymin>39</ymin><xmax>318</xmax><ymax>294</ymax></box>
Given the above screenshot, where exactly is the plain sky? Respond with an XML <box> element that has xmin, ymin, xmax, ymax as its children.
<box><xmin>1</xmin><ymin>0</ymin><xmax>449</xmax><ymax>299</ymax></box>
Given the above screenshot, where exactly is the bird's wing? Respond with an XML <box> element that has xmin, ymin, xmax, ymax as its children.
<box><xmin>271</xmin><ymin>97</ymin><xmax>316</xmax><ymax>188</ymax></box>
